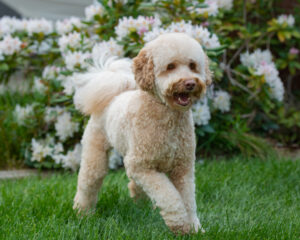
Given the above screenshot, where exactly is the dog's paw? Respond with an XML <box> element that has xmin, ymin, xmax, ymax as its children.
<box><xmin>169</xmin><ymin>223</ymin><xmax>192</xmax><ymax>235</ymax></box>
<box><xmin>166</xmin><ymin>217</ymin><xmax>192</xmax><ymax>235</ymax></box>
<box><xmin>73</xmin><ymin>191</ymin><xmax>96</xmax><ymax>215</ymax></box>
<box><xmin>190</xmin><ymin>216</ymin><xmax>205</xmax><ymax>233</ymax></box>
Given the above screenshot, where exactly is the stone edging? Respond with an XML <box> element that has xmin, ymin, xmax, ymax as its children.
<box><xmin>0</xmin><ymin>169</ymin><xmax>40</xmax><ymax>180</ymax></box>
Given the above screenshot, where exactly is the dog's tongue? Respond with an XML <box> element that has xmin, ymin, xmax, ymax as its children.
<box><xmin>175</xmin><ymin>93</ymin><xmax>190</xmax><ymax>106</ymax></box>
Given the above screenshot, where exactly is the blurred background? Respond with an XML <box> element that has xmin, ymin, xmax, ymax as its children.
<box><xmin>0</xmin><ymin>0</ymin><xmax>299</xmax><ymax>171</ymax></box>
<box><xmin>0</xmin><ymin>0</ymin><xmax>93</xmax><ymax>19</ymax></box>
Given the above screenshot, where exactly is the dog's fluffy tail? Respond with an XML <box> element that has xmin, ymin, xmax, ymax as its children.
<box><xmin>73</xmin><ymin>53</ymin><xmax>136</xmax><ymax>116</ymax></box>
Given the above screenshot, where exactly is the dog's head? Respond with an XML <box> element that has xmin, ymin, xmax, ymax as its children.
<box><xmin>133</xmin><ymin>33</ymin><xmax>212</xmax><ymax>111</ymax></box>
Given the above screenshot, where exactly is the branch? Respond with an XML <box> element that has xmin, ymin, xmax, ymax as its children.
<box><xmin>223</xmin><ymin>65</ymin><xmax>254</xmax><ymax>96</ymax></box>
<box><xmin>227</xmin><ymin>40</ymin><xmax>248</xmax><ymax>67</ymax></box>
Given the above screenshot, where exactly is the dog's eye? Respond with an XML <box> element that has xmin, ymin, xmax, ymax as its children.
<box><xmin>189</xmin><ymin>62</ymin><xmax>196</xmax><ymax>71</ymax></box>
<box><xmin>167</xmin><ymin>63</ymin><xmax>176</xmax><ymax>71</ymax></box>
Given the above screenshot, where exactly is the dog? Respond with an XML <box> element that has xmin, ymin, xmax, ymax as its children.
<box><xmin>73</xmin><ymin>33</ymin><xmax>212</xmax><ymax>234</ymax></box>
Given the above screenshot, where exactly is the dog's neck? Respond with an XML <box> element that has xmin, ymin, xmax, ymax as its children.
<box><xmin>141</xmin><ymin>90</ymin><xmax>190</xmax><ymax>117</ymax></box>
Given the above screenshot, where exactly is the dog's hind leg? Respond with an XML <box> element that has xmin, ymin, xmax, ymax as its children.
<box><xmin>73</xmin><ymin>118</ymin><xmax>109</xmax><ymax>213</ymax></box>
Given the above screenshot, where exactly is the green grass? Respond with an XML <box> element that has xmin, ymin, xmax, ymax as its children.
<box><xmin>0</xmin><ymin>156</ymin><xmax>299</xmax><ymax>239</ymax></box>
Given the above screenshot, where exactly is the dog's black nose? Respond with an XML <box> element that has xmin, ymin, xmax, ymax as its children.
<box><xmin>184</xmin><ymin>79</ymin><xmax>196</xmax><ymax>91</ymax></box>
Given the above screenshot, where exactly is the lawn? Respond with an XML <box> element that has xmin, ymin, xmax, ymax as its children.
<box><xmin>0</xmin><ymin>156</ymin><xmax>299</xmax><ymax>240</ymax></box>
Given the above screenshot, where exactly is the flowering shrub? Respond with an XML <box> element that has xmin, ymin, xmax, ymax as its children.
<box><xmin>0</xmin><ymin>0</ymin><xmax>299</xmax><ymax>170</ymax></box>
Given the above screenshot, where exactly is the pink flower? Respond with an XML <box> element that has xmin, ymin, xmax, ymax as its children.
<box><xmin>138</xmin><ymin>26</ymin><xmax>148</xmax><ymax>36</ymax></box>
<box><xmin>201</xmin><ymin>21</ymin><xmax>210</xmax><ymax>27</ymax></box>
<box><xmin>289</xmin><ymin>47</ymin><xmax>299</xmax><ymax>55</ymax></box>
<box><xmin>146</xmin><ymin>16</ymin><xmax>155</xmax><ymax>25</ymax></box>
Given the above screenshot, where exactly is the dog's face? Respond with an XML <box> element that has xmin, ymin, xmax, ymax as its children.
<box><xmin>133</xmin><ymin>33</ymin><xmax>212</xmax><ymax>111</ymax></box>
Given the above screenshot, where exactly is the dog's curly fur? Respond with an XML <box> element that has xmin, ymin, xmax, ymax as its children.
<box><xmin>73</xmin><ymin>33</ymin><xmax>212</xmax><ymax>234</ymax></box>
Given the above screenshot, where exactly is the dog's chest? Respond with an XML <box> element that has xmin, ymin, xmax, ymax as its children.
<box><xmin>132</xmin><ymin>108</ymin><xmax>195</xmax><ymax>172</ymax></box>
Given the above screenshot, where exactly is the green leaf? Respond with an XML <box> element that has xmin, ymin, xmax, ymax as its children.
<box><xmin>202</xmin><ymin>124</ymin><xmax>215</xmax><ymax>133</ymax></box>
<box><xmin>206</xmin><ymin>45</ymin><xmax>228</xmax><ymax>52</ymax></box>
<box><xmin>0</xmin><ymin>63</ymin><xmax>9</xmax><ymax>71</ymax></box>
<box><xmin>50</xmin><ymin>95</ymin><xmax>71</xmax><ymax>104</ymax></box>
<box><xmin>292</xmin><ymin>30</ymin><xmax>300</xmax><ymax>38</ymax></box>
<box><xmin>277</xmin><ymin>32</ymin><xmax>285</xmax><ymax>42</ymax></box>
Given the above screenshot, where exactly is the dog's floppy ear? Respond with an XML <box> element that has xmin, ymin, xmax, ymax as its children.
<box><xmin>133</xmin><ymin>49</ymin><xmax>155</xmax><ymax>92</ymax></box>
<box><xmin>205</xmin><ymin>55</ymin><xmax>213</xmax><ymax>86</ymax></box>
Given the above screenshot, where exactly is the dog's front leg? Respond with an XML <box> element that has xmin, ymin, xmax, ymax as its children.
<box><xmin>126</xmin><ymin>162</ymin><xmax>191</xmax><ymax>234</ymax></box>
<box><xmin>170</xmin><ymin>162</ymin><xmax>205</xmax><ymax>233</ymax></box>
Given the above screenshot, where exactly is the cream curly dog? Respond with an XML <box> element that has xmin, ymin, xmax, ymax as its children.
<box><xmin>73</xmin><ymin>33</ymin><xmax>212</xmax><ymax>234</ymax></box>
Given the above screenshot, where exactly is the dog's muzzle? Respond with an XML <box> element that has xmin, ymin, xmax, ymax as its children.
<box><xmin>169</xmin><ymin>78</ymin><xmax>205</xmax><ymax>108</ymax></box>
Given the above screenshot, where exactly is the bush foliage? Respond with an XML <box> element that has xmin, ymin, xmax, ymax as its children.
<box><xmin>0</xmin><ymin>0</ymin><xmax>299</xmax><ymax>169</ymax></box>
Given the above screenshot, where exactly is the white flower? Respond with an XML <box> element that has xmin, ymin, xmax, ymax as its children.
<box><xmin>85</xmin><ymin>3</ymin><xmax>105</xmax><ymax>21</ymax></box>
<box><xmin>192</xmin><ymin>101</ymin><xmax>211</xmax><ymax>126</ymax></box>
<box><xmin>58</xmin><ymin>32</ymin><xmax>84</xmax><ymax>53</ymax></box>
<box><xmin>166</xmin><ymin>20</ymin><xmax>194</xmax><ymax>36</ymax></box>
<box><xmin>268</xmin><ymin>76</ymin><xmax>284</xmax><ymax>102</ymax></box>
<box><xmin>143</xmin><ymin>27</ymin><xmax>168</xmax><ymax>42</ymax></box>
<box><xmin>56</xmin><ymin>73</ymin><xmax>68</xmax><ymax>82</ymax></box>
<box><xmin>192</xmin><ymin>0</ymin><xmax>219</xmax><ymax>17</ymax></box>
<box><xmin>62</xmin><ymin>76</ymin><xmax>75</xmax><ymax>95</ymax></box>
<box><xmin>31</xmin><ymin>138</ymin><xmax>52</xmax><ymax>162</ymax></box>
<box><xmin>31</xmin><ymin>138</ymin><xmax>65</xmax><ymax>163</ymax></box>
<box><xmin>107</xmin><ymin>0</ymin><xmax>128</xmax><ymax>5</ymax></box>
<box><xmin>277</xmin><ymin>14</ymin><xmax>295</xmax><ymax>27</ymax></box>
<box><xmin>44</xmin><ymin>106</ymin><xmax>64</xmax><ymax>123</ymax></box>
<box><xmin>53</xmin><ymin>142</ymin><xmax>64</xmax><ymax>155</ymax></box>
<box><xmin>55</xmin><ymin>111</ymin><xmax>79</xmax><ymax>141</ymax></box>
<box><xmin>33</xmin><ymin>77</ymin><xmax>46</xmax><ymax>92</ymax></box>
<box><xmin>108</xmin><ymin>149</ymin><xmax>123</xmax><ymax>169</ymax></box>
<box><xmin>144</xmin><ymin>21</ymin><xmax>220</xmax><ymax>49</ymax></box>
<box><xmin>63</xmin><ymin>51</ymin><xmax>91</xmax><ymax>70</ymax></box>
<box><xmin>115</xmin><ymin>15</ymin><xmax>161</xmax><ymax>40</ymax></box>
<box><xmin>213</xmin><ymin>90</ymin><xmax>231</xmax><ymax>112</ymax></box>
<box><xmin>42</xmin><ymin>65</ymin><xmax>60</xmax><ymax>79</ymax></box>
<box><xmin>216</xmin><ymin>0</ymin><xmax>233</xmax><ymax>10</ymax></box>
<box><xmin>255</xmin><ymin>62</ymin><xmax>278</xmax><ymax>81</ymax></box>
<box><xmin>14</xmin><ymin>104</ymin><xmax>34</xmax><ymax>125</ymax></box>
<box><xmin>26</xmin><ymin>18</ymin><xmax>54</xmax><ymax>35</ymax></box>
<box><xmin>143</xmin><ymin>21</ymin><xmax>192</xmax><ymax>43</ymax></box>
<box><xmin>0</xmin><ymin>35</ymin><xmax>22</xmax><ymax>55</ymax></box>
<box><xmin>192</xmin><ymin>26</ymin><xmax>220</xmax><ymax>49</ymax></box>
<box><xmin>240</xmin><ymin>49</ymin><xmax>273</xmax><ymax>69</ymax></box>
<box><xmin>0</xmin><ymin>17</ymin><xmax>14</xmax><ymax>36</ymax></box>
<box><xmin>255</xmin><ymin>62</ymin><xmax>284</xmax><ymax>101</ymax></box>
<box><xmin>44</xmin><ymin>134</ymin><xmax>55</xmax><ymax>145</ymax></box>
<box><xmin>61</xmin><ymin>143</ymin><xmax>82</xmax><ymax>171</ymax></box>
<box><xmin>51</xmin><ymin>143</ymin><xmax>65</xmax><ymax>164</ymax></box>
<box><xmin>29</xmin><ymin>39</ymin><xmax>53</xmax><ymax>54</ymax></box>
<box><xmin>0</xmin><ymin>17</ymin><xmax>28</xmax><ymax>36</ymax></box>
<box><xmin>52</xmin><ymin>154</ymin><xmax>65</xmax><ymax>164</ymax></box>
<box><xmin>92</xmin><ymin>38</ymin><xmax>124</xmax><ymax>60</ymax></box>
<box><xmin>31</xmin><ymin>139</ymin><xmax>44</xmax><ymax>162</ymax></box>
<box><xmin>16</xmin><ymin>19</ymin><xmax>29</xmax><ymax>32</ymax></box>
<box><xmin>55</xmin><ymin>17</ymin><xmax>83</xmax><ymax>35</ymax></box>
<box><xmin>241</xmin><ymin>49</ymin><xmax>285</xmax><ymax>102</ymax></box>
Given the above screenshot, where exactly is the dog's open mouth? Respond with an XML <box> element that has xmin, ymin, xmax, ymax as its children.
<box><xmin>173</xmin><ymin>92</ymin><xmax>191</xmax><ymax>107</ymax></box>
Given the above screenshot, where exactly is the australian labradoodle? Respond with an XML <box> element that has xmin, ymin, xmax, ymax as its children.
<box><xmin>72</xmin><ymin>33</ymin><xmax>212</xmax><ymax>234</ymax></box>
